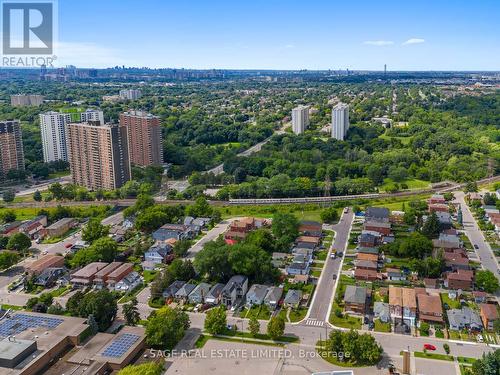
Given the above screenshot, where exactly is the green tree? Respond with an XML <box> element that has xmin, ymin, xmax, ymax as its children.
<box><xmin>267</xmin><ymin>315</ymin><xmax>285</xmax><ymax>340</ymax></box>
<box><xmin>7</xmin><ymin>233</ymin><xmax>31</xmax><ymax>252</ymax></box>
<box><xmin>0</xmin><ymin>251</ymin><xmax>19</xmax><ymax>270</ymax></box>
<box><xmin>123</xmin><ymin>297</ymin><xmax>140</xmax><ymax>326</ymax></box>
<box><xmin>168</xmin><ymin>259</ymin><xmax>195</xmax><ymax>281</ymax></box>
<box><xmin>48</xmin><ymin>183</ymin><xmax>64</xmax><ymax>200</ymax></box>
<box><xmin>172</xmin><ymin>239</ymin><xmax>193</xmax><ymax>258</ymax></box>
<box><xmin>186</xmin><ymin>196</ymin><xmax>213</xmax><ymax>217</ymax></box>
<box><xmin>75</xmin><ymin>290</ymin><xmax>118</xmax><ymax>331</ymax></box>
<box><xmin>70</xmin><ymin>237</ymin><xmax>118</xmax><ymax>267</ymax></box>
<box><xmin>117</xmin><ymin>362</ymin><xmax>164</xmax><ymax>375</ymax></box>
<box><xmin>81</xmin><ymin>218</ymin><xmax>109</xmax><ymax>243</ymax></box>
<box><xmin>2</xmin><ymin>190</ymin><xmax>15</xmax><ymax>203</ymax></box>
<box><xmin>249</xmin><ymin>315</ymin><xmax>260</xmax><ymax>336</ymax></box>
<box><xmin>88</xmin><ymin>314</ymin><xmax>99</xmax><ymax>335</ymax></box>
<box><xmin>421</xmin><ymin>211</ymin><xmax>441</xmax><ymax>239</ymax></box>
<box><xmin>204</xmin><ymin>305</ymin><xmax>227</xmax><ymax>335</ymax></box>
<box><xmin>0</xmin><ymin>210</ymin><xmax>16</xmax><ymax>223</ymax></box>
<box><xmin>33</xmin><ymin>190</ymin><xmax>42</xmax><ymax>202</ymax></box>
<box><xmin>271</xmin><ymin>212</ymin><xmax>299</xmax><ymax>251</ymax></box>
<box><xmin>194</xmin><ymin>239</ymin><xmax>232</xmax><ymax>281</ymax></box>
<box><xmin>475</xmin><ymin>270</ymin><xmax>499</xmax><ymax>293</ymax></box>
<box><xmin>470</xmin><ymin>349</ymin><xmax>500</xmax><ymax>375</ymax></box>
<box><xmin>320</xmin><ymin>206</ymin><xmax>339</xmax><ymax>224</ymax></box>
<box><xmin>146</xmin><ymin>306</ymin><xmax>190</xmax><ymax>350</ymax></box>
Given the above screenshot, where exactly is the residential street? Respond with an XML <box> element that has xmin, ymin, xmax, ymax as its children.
<box><xmin>454</xmin><ymin>191</ymin><xmax>500</xmax><ymax>291</ymax></box>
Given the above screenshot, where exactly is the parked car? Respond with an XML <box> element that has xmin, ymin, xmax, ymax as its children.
<box><xmin>423</xmin><ymin>344</ymin><xmax>436</xmax><ymax>351</ymax></box>
<box><xmin>65</xmin><ymin>243</ymin><xmax>73</xmax><ymax>249</ymax></box>
<box><xmin>474</xmin><ymin>244</ymin><xmax>479</xmax><ymax>249</ymax></box>
<box><xmin>330</xmin><ymin>253</ymin><xmax>336</xmax><ymax>259</ymax></box>
<box><xmin>332</xmin><ymin>274</ymin><xmax>337</xmax><ymax>280</ymax></box>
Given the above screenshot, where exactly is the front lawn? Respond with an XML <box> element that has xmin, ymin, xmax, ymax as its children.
<box><xmin>329</xmin><ymin>303</ymin><xmax>362</xmax><ymax>329</ymax></box>
<box><xmin>374</xmin><ymin>319</ymin><xmax>391</xmax><ymax>332</ymax></box>
<box><xmin>289</xmin><ymin>307</ymin><xmax>308</xmax><ymax>323</ymax></box>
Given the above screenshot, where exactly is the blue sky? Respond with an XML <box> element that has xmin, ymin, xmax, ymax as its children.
<box><xmin>55</xmin><ymin>0</ymin><xmax>500</xmax><ymax>70</ymax></box>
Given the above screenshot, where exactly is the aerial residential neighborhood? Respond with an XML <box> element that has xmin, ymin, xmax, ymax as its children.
<box><xmin>0</xmin><ymin>1</ymin><xmax>499</xmax><ymax>375</ymax></box>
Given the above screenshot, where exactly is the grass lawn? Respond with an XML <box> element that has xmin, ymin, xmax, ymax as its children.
<box><xmin>48</xmin><ymin>170</ymin><xmax>70</xmax><ymax>179</ymax></box>
<box><xmin>329</xmin><ymin>303</ymin><xmax>362</xmax><ymax>329</ymax></box>
<box><xmin>311</xmin><ymin>261</ymin><xmax>324</xmax><ymax>268</ymax></box>
<box><xmin>277</xmin><ymin>308</ymin><xmax>288</xmax><ymax>322</ymax></box>
<box><xmin>221</xmin><ymin>204</ymin><xmax>325</xmax><ymax>222</ymax></box>
<box><xmin>379</xmin><ymin>132</ymin><xmax>413</xmax><ymax>146</ymax></box>
<box><xmin>311</xmin><ymin>270</ymin><xmax>322</xmax><ymax>278</ymax></box>
<box><xmin>315</xmin><ymin>250</ymin><xmax>328</xmax><ymax>261</ymax></box>
<box><xmin>374</xmin><ymin>319</ymin><xmax>391</xmax><ymax>333</ymax></box>
<box><xmin>118</xmin><ymin>283</ymin><xmax>145</xmax><ymax>304</ymax></box>
<box><xmin>289</xmin><ymin>307</ymin><xmax>308</xmax><ymax>323</ymax></box>
<box><xmin>222</xmin><ymin>329</ymin><xmax>299</xmax><ymax>343</ymax></box>
<box><xmin>379</xmin><ymin>178</ymin><xmax>430</xmax><ymax>191</ymax></box>
<box><xmin>457</xmin><ymin>357</ymin><xmax>477</xmax><ymax>365</ymax></box>
<box><xmin>368</xmin><ymin>193</ymin><xmax>431</xmax><ymax>212</ymax></box>
<box><xmin>245</xmin><ymin>305</ymin><xmax>271</xmax><ymax>320</ymax></box>
<box><xmin>413</xmin><ymin>351</ymin><xmax>454</xmax><ymax>361</ymax></box>
<box><xmin>142</xmin><ymin>270</ymin><xmax>157</xmax><ymax>284</ymax></box>
<box><xmin>195</xmin><ymin>334</ymin><xmax>210</xmax><ymax>348</ymax></box>
<box><xmin>440</xmin><ymin>293</ymin><xmax>461</xmax><ymax>309</ymax></box>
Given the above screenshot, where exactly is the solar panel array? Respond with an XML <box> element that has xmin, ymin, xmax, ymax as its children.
<box><xmin>101</xmin><ymin>333</ymin><xmax>140</xmax><ymax>358</ymax></box>
<box><xmin>0</xmin><ymin>313</ymin><xmax>63</xmax><ymax>338</ymax></box>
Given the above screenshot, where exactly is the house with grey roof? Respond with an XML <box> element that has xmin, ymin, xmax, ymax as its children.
<box><xmin>205</xmin><ymin>283</ymin><xmax>225</xmax><ymax>305</ymax></box>
<box><xmin>365</xmin><ymin>207</ymin><xmax>390</xmax><ymax>223</ymax></box>
<box><xmin>344</xmin><ymin>285</ymin><xmax>367</xmax><ymax>314</ymax></box>
<box><xmin>221</xmin><ymin>275</ymin><xmax>248</xmax><ymax>307</ymax></box>
<box><xmin>374</xmin><ymin>302</ymin><xmax>390</xmax><ymax>323</ymax></box>
<box><xmin>283</xmin><ymin>289</ymin><xmax>303</xmax><ymax>308</ymax></box>
<box><xmin>246</xmin><ymin>284</ymin><xmax>269</xmax><ymax>307</ymax></box>
<box><xmin>162</xmin><ymin>280</ymin><xmax>186</xmax><ymax>299</ymax></box>
<box><xmin>286</xmin><ymin>262</ymin><xmax>310</xmax><ymax>276</ymax></box>
<box><xmin>447</xmin><ymin>307</ymin><xmax>483</xmax><ymax>331</ymax></box>
<box><xmin>175</xmin><ymin>282</ymin><xmax>197</xmax><ymax>302</ymax></box>
<box><xmin>188</xmin><ymin>282</ymin><xmax>211</xmax><ymax>304</ymax></box>
<box><xmin>264</xmin><ymin>286</ymin><xmax>283</xmax><ymax>310</ymax></box>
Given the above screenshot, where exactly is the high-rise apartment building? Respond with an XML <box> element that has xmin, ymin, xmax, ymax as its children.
<box><xmin>67</xmin><ymin>122</ymin><xmax>131</xmax><ymax>190</ymax></box>
<box><xmin>119</xmin><ymin>89</ymin><xmax>142</xmax><ymax>101</ymax></box>
<box><xmin>119</xmin><ymin>110</ymin><xmax>163</xmax><ymax>166</ymax></box>
<box><xmin>0</xmin><ymin>120</ymin><xmax>25</xmax><ymax>180</ymax></box>
<box><xmin>11</xmin><ymin>94</ymin><xmax>44</xmax><ymax>107</ymax></box>
<box><xmin>331</xmin><ymin>103</ymin><xmax>350</xmax><ymax>140</ymax></box>
<box><xmin>291</xmin><ymin>105</ymin><xmax>310</xmax><ymax>135</ymax></box>
<box><xmin>40</xmin><ymin>109</ymin><xmax>104</xmax><ymax>162</ymax></box>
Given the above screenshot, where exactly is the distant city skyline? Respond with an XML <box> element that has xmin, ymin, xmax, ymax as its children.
<box><xmin>54</xmin><ymin>0</ymin><xmax>500</xmax><ymax>71</ymax></box>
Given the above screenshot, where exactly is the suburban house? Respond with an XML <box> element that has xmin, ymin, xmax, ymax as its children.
<box><xmin>445</xmin><ymin>269</ymin><xmax>474</xmax><ymax>290</ymax></box>
<box><xmin>70</xmin><ymin>262</ymin><xmax>108</xmax><ymax>287</ymax></box>
<box><xmin>355</xmin><ymin>260</ymin><xmax>378</xmax><ymax>270</ymax></box>
<box><xmin>114</xmin><ymin>271</ymin><xmax>142</xmax><ymax>292</ymax></box>
<box><xmin>43</xmin><ymin>218</ymin><xmax>78</xmax><ymax>238</ymax></box>
<box><xmin>224</xmin><ymin>217</ymin><xmax>260</xmax><ymax>244</ymax></box>
<box><xmin>386</xmin><ymin>268</ymin><xmax>405</xmax><ymax>281</ymax></box>
<box><xmin>357</xmin><ymin>246</ymin><xmax>379</xmax><ymax>255</ymax></box>
<box><xmin>35</xmin><ymin>267</ymin><xmax>65</xmax><ymax>287</ymax></box>
<box><xmin>428</xmin><ymin>203</ymin><xmax>449</xmax><ymax>213</ymax></box>
<box><xmin>423</xmin><ymin>278</ymin><xmax>438</xmax><ymax>289</ymax></box>
<box><xmin>272</xmin><ymin>252</ymin><xmax>289</xmax><ymax>267</ymax></box>
<box><xmin>174</xmin><ymin>282</ymin><xmax>197</xmax><ymax>302</ymax></box>
<box><xmin>299</xmin><ymin>220</ymin><xmax>323</xmax><ymax>237</ymax></box>
<box><xmin>417</xmin><ymin>293</ymin><xmax>444</xmax><ymax>324</ymax></box>
<box><xmin>480</xmin><ymin>304</ymin><xmax>499</xmax><ymax>331</ymax></box>
<box><xmin>188</xmin><ymin>282</ymin><xmax>211</xmax><ymax>304</ymax></box>
<box><xmin>264</xmin><ymin>286</ymin><xmax>283</xmax><ymax>310</ymax></box>
<box><xmin>296</xmin><ymin>236</ymin><xmax>320</xmax><ymax>247</ymax></box>
<box><xmin>221</xmin><ymin>275</ymin><xmax>248</xmax><ymax>307</ymax></box>
<box><xmin>18</xmin><ymin>215</ymin><xmax>47</xmax><ymax>239</ymax></box>
<box><xmin>283</xmin><ymin>289</ymin><xmax>302</xmax><ymax>308</ymax></box>
<box><xmin>447</xmin><ymin>307</ymin><xmax>483</xmax><ymax>331</ymax></box>
<box><xmin>25</xmin><ymin>255</ymin><xmax>65</xmax><ymax>276</ymax></box>
<box><xmin>246</xmin><ymin>284</ymin><xmax>269</xmax><ymax>306</ymax></box>
<box><xmin>443</xmin><ymin>250</ymin><xmax>470</xmax><ymax>271</ymax></box>
<box><xmin>0</xmin><ymin>221</ymin><xmax>23</xmax><ymax>237</ymax></box>
<box><xmin>364</xmin><ymin>221</ymin><xmax>391</xmax><ymax>236</ymax></box>
<box><xmin>354</xmin><ymin>268</ymin><xmax>379</xmax><ymax>281</ymax></box>
<box><xmin>344</xmin><ymin>285</ymin><xmax>367</xmax><ymax>315</ymax></box>
<box><xmin>389</xmin><ymin>286</ymin><xmax>417</xmax><ymax>326</ymax></box>
<box><xmin>374</xmin><ymin>302</ymin><xmax>390</xmax><ymax>323</ymax></box>
<box><xmin>153</xmin><ymin>224</ymin><xmax>198</xmax><ymax>242</ymax></box>
<box><xmin>163</xmin><ymin>280</ymin><xmax>186</xmax><ymax>299</ymax></box>
<box><xmin>286</xmin><ymin>262</ymin><xmax>310</xmax><ymax>276</ymax></box>
<box><xmin>365</xmin><ymin>207</ymin><xmax>390</xmax><ymax>223</ymax></box>
<box><xmin>105</xmin><ymin>263</ymin><xmax>134</xmax><ymax>289</ymax></box>
<box><xmin>473</xmin><ymin>291</ymin><xmax>488</xmax><ymax>304</ymax></box>
<box><xmin>428</xmin><ymin>194</ymin><xmax>446</xmax><ymax>205</ymax></box>
<box><xmin>144</xmin><ymin>243</ymin><xmax>172</xmax><ymax>265</ymax></box>
<box><xmin>93</xmin><ymin>262</ymin><xmax>124</xmax><ymax>289</ymax></box>
<box><xmin>205</xmin><ymin>283</ymin><xmax>225</xmax><ymax>305</ymax></box>
<box><xmin>358</xmin><ymin>233</ymin><xmax>379</xmax><ymax>248</ymax></box>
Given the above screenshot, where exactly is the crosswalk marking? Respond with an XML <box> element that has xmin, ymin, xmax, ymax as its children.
<box><xmin>304</xmin><ymin>319</ymin><xmax>325</xmax><ymax>327</ymax></box>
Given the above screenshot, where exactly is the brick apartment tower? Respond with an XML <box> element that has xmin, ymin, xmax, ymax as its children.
<box><xmin>0</xmin><ymin>120</ymin><xmax>25</xmax><ymax>180</ymax></box>
<box><xmin>119</xmin><ymin>110</ymin><xmax>163</xmax><ymax>166</ymax></box>
<box><xmin>67</xmin><ymin>122</ymin><xmax>131</xmax><ymax>190</ymax></box>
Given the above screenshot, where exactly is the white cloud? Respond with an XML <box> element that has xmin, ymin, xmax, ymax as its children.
<box><xmin>402</xmin><ymin>38</ymin><xmax>425</xmax><ymax>45</ymax></box>
<box><xmin>363</xmin><ymin>40</ymin><xmax>394</xmax><ymax>46</ymax></box>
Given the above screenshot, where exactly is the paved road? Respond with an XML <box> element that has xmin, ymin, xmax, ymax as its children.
<box><xmin>185</xmin><ymin>219</ymin><xmax>233</xmax><ymax>259</ymax></box>
<box><xmin>305</xmin><ymin>210</ymin><xmax>354</xmax><ymax>324</ymax></box>
<box><xmin>454</xmin><ymin>191</ymin><xmax>500</xmax><ymax>284</ymax></box>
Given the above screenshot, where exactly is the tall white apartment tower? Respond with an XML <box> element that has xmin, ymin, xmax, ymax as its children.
<box><xmin>331</xmin><ymin>103</ymin><xmax>350</xmax><ymax>140</ymax></box>
<box><xmin>40</xmin><ymin>109</ymin><xmax>104</xmax><ymax>162</ymax></box>
<box><xmin>291</xmin><ymin>105</ymin><xmax>310</xmax><ymax>135</ymax></box>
